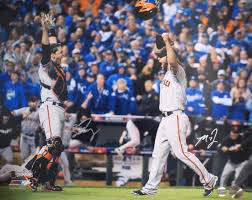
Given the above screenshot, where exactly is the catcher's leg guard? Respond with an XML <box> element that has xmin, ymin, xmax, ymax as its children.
<box><xmin>31</xmin><ymin>145</ymin><xmax>53</xmax><ymax>183</ymax></box>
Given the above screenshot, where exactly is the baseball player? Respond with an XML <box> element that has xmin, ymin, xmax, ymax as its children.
<box><xmin>132</xmin><ymin>33</ymin><xmax>218</xmax><ymax>197</ymax></box>
<box><xmin>25</xmin><ymin>13</ymin><xmax>66</xmax><ymax>192</ymax></box>
<box><xmin>12</xmin><ymin>96</ymin><xmax>40</xmax><ymax>162</ymax></box>
<box><xmin>0</xmin><ymin>106</ymin><xmax>19</xmax><ymax>164</ymax></box>
<box><xmin>115</xmin><ymin>118</ymin><xmax>160</xmax><ymax>159</ymax></box>
<box><xmin>218</xmin><ymin>126</ymin><xmax>250</xmax><ymax>194</ymax></box>
<box><xmin>59</xmin><ymin>108</ymin><xmax>76</xmax><ymax>185</ymax></box>
<box><xmin>227</xmin><ymin>128</ymin><xmax>252</xmax><ymax>199</ymax></box>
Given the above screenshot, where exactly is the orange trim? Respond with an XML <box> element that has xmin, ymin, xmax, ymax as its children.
<box><xmin>176</xmin><ymin>115</ymin><xmax>210</xmax><ymax>187</ymax></box>
<box><xmin>44</xmin><ymin>152</ymin><xmax>53</xmax><ymax>161</ymax></box>
<box><xmin>55</xmin><ymin>157</ymin><xmax>60</xmax><ymax>163</ymax></box>
<box><xmin>47</xmin><ymin>162</ymin><xmax>53</xmax><ymax>170</ymax></box>
<box><xmin>47</xmin><ymin>105</ymin><xmax>53</xmax><ymax>139</ymax></box>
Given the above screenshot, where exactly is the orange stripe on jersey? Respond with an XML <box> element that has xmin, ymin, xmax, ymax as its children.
<box><xmin>176</xmin><ymin>115</ymin><xmax>210</xmax><ymax>188</ymax></box>
<box><xmin>46</xmin><ymin>105</ymin><xmax>53</xmax><ymax>139</ymax></box>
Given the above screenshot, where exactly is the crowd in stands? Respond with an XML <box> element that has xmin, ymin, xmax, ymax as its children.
<box><xmin>0</xmin><ymin>0</ymin><xmax>251</xmax><ymax>122</ymax></box>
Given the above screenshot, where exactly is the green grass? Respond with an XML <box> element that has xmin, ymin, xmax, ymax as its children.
<box><xmin>0</xmin><ymin>186</ymin><xmax>251</xmax><ymax>200</ymax></box>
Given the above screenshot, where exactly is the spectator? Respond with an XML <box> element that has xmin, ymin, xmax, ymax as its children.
<box><xmin>211</xmin><ymin>69</ymin><xmax>230</xmax><ymax>91</ymax></box>
<box><xmin>99</xmin><ymin>50</ymin><xmax>117</xmax><ymax>78</ymax></box>
<box><xmin>185</xmin><ymin>76</ymin><xmax>205</xmax><ymax>116</ymax></box>
<box><xmin>162</xmin><ymin>0</ymin><xmax>177</xmax><ymax>23</ymax></box>
<box><xmin>194</xmin><ymin>33</ymin><xmax>211</xmax><ymax>56</ymax></box>
<box><xmin>106</xmin><ymin>63</ymin><xmax>133</xmax><ymax>93</ymax></box>
<box><xmin>64</xmin><ymin>68</ymin><xmax>78</xmax><ymax>108</ymax></box>
<box><xmin>197</xmin><ymin>70</ymin><xmax>212</xmax><ymax>116</ymax></box>
<box><xmin>0</xmin><ymin>58</ymin><xmax>15</xmax><ymax>104</ymax></box>
<box><xmin>230</xmin><ymin>78</ymin><xmax>251</xmax><ymax>102</ymax></box>
<box><xmin>153</xmin><ymin>70</ymin><xmax>166</xmax><ymax>94</ymax></box>
<box><xmin>229</xmin><ymin>89</ymin><xmax>247</xmax><ymax>121</ymax></box>
<box><xmin>136</xmin><ymin>80</ymin><xmax>159</xmax><ymax>116</ymax></box>
<box><xmin>75</xmin><ymin>66</ymin><xmax>90</xmax><ymax>108</ymax></box>
<box><xmin>81</xmin><ymin>74</ymin><xmax>113</xmax><ymax>114</ymax></box>
<box><xmin>110</xmin><ymin>79</ymin><xmax>136</xmax><ymax>115</ymax></box>
<box><xmin>211</xmin><ymin>80</ymin><xmax>232</xmax><ymax>120</ymax></box>
<box><xmin>175</xmin><ymin>10</ymin><xmax>195</xmax><ymax>35</ymax></box>
<box><xmin>4</xmin><ymin>70</ymin><xmax>27</xmax><ymax>111</ymax></box>
<box><xmin>19</xmin><ymin>72</ymin><xmax>40</xmax><ymax>101</ymax></box>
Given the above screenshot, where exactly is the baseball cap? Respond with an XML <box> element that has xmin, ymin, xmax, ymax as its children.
<box><xmin>177</xmin><ymin>9</ymin><xmax>183</xmax><ymax>14</ymax></box>
<box><xmin>187</xmin><ymin>42</ymin><xmax>194</xmax><ymax>46</ymax></box>
<box><xmin>118</xmin><ymin>63</ymin><xmax>126</xmax><ymax>69</ymax></box>
<box><xmin>198</xmin><ymin>71</ymin><xmax>207</xmax><ymax>76</ymax></box>
<box><xmin>106</xmin><ymin>50</ymin><xmax>113</xmax><ymax>55</ymax></box>
<box><xmin>202</xmin><ymin>33</ymin><xmax>208</xmax><ymax>38</ymax></box>
<box><xmin>72</xmin><ymin>48</ymin><xmax>80</xmax><ymax>55</ymax></box>
<box><xmin>217</xmin><ymin>79</ymin><xmax>226</xmax><ymax>84</ymax></box>
<box><xmin>20</xmin><ymin>71</ymin><xmax>28</xmax><ymax>77</ymax></box>
<box><xmin>159</xmin><ymin>70</ymin><xmax>166</xmax><ymax>75</ymax></box>
<box><xmin>217</xmin><ymin>69</ymin><xmax>226</xmax><ymax>76</ymax></box>
<box><xmin>101</xmin><ymin>21</ymin><xmax>109</xmax><ymax>26</ymax></box>
<box><xmin>190</xmin><ymin>76</ymin><xmax>197</xmax><ymax>81</ymax></box>
<box><xmin>182</xmin><ymin>10</ymin><xmax>189</xmax><ymax>16</ymax></box>
<box><xmin>128</xmin><ymin>63</ymin><xmax>136</xmax><ymax>68</ymax></box>
<box><xmin>235</xmin><ymin>29</ymin><xmax>242</xmax><ymax>35</ymax></box>
<box><xmin>34</xmin><ymin>48</ymin><xmax>42</xmax><ymax>54</ymax></box>
<box><xmin>78</xmin><ymin>65</ymin><xmax>87</xmax><ymax>70</ymax></box>
<box><xmin>29</xmin><ymin>96</ymin><xmax>38</xmax><ymax>102</ymax></box>
<box><xmin>240</xmin><ymin>0</ymin><xmax>247</xmax><ymax>4</ymax></box>
<box><xmin>105</xmin><ymin>3</ymin><xmax>112</xmax><ymax>8</ymax></box>
<box><xmin>116</xmin><ymin>48</ymin><xmax>124</xmax><ymax>54</ymax></box>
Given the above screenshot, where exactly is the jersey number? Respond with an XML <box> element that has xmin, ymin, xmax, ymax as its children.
<box><xmin>162</xmin><ymin>79</ymin><xmax>170</xmax><ymax>87</ymax></box>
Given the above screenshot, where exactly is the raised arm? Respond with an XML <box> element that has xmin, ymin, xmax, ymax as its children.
<box><xmin>41</xmin><ymin>13</ymin><xmax>50</xmax><ymax>65</ymax></box>
<box><xmin>162</xmin><ymin>33</ymin><xmax>178</xmax><ymax>74</ymax></box>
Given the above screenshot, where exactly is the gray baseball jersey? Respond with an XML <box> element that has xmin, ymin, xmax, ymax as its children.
<box><xmin>14</xmin><ymin>107</ymin><xmax>39</xmax><ymax>136</ymax></box>
<box><xmin>62</xmin><ymin>114</ymin><xmax>76</xmax><ymax>147</ymax></box>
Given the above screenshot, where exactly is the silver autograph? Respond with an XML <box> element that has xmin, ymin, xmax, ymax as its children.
<box><xmin>195</xmin><ymin>128</ymin><xmax>219</xmax><ymax>149</ymax></box>
<box><xmin>72</xmin><ymin>118</ymin><xmax>101</xmax><ymax>143</ymax></box>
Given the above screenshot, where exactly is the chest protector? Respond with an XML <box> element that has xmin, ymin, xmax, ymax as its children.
<box><xmin>41</xmin><ymin>64</ymin><xmax>68</xmax><ymax>102</ymax></box>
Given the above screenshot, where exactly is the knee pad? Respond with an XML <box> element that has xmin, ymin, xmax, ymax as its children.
<box><xmin>47</xmin><ymin>137</ymin><xmax>64</xmax><ymax>157</ymax></box>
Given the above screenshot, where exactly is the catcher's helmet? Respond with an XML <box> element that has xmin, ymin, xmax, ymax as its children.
<box><xmin>134</xmin><ymin>0</ymin><xmax>158</xmax><ymax>21</ymax></box>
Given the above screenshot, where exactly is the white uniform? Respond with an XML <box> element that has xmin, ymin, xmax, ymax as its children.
<box><xmin>142</xmin><ymin>66</ymin><xmax>215</xmax><ymax>194</ymax></box>
<box><xmin>14</xmin><ymin>107</ymin><xmax>39</xmax><ymax>161</ymax></box>
<box><xmin>38</xmin><ymin>63</ymin><xmax>65</xmax><ymax>139</ymax></box>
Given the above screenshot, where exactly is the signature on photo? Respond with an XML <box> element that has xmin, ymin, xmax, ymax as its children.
<box><xmin>195</xmin><ymin>128</ymin><xmax>219</xmax><ymax>149</ymax></box>
<box><xmin>72</xmin><ymin>118</ymin><xmax>101</xmax><ymax>143</ymax></box>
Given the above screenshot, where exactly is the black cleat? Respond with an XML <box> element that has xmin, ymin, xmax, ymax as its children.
<box><xmin>50</xmin><ymin>185</ymin><xmax>64</xmax><ymax>192</ymax></box>
<box><xmin>203</xmin><ymin>187</ymin><xmax>214</xmax><ymax>197</ymax></box>
<box><xmin>25</xmin><ymin>177</ymin><xmax>38</xmax><ymax>192</ymax></box>
<box><xmin>203</xmin><ymin>176</ymin><xmax>218</xmax><ymax>197</ymax></box>
<box><xmin>132</xmin><ymin>189</ymin><xmax>155</xmax><ymax>196</ymax></box>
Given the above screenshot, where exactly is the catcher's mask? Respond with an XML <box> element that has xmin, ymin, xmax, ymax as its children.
<box><xmin>134</xmin><ymin>0</ymin><xmax>158</xmax><ymax>21</ymax></box>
